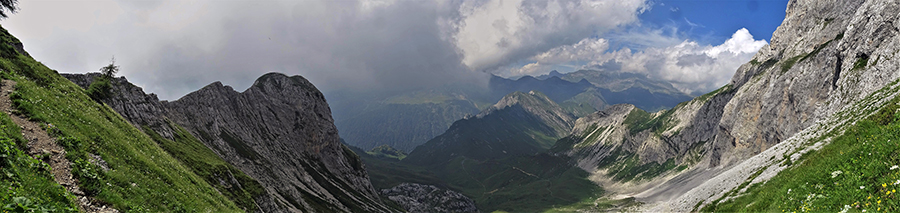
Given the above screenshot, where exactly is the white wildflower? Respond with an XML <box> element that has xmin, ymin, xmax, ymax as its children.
<box><xmin>832</xmin><ymin>170</ymin><xmax>843</xmax><ymax>178</ymax></box>
<box><xmin>894</xmin><ymin>179</ymin><xmax>900</xmax><ymax>185</ymax></box>
<box><xmin>840</xmin><ymin>205</ymin><xmax>851</xmax><ymax>213</ymax></box>
<box><xmin>860</xmin><ymin>186</ymin><xmax>865</xmax><ymax>189</ymax></box>
<box><xmin>891</xmin><ymin>165</ymin><xmax>899</xmax><ymax>170</ymax></box>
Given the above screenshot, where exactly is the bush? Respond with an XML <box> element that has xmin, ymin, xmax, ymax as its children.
<box><xmin>86</xmin><ymin>77</ymin><xmax>111</xmax><ymax>101</ymax></box>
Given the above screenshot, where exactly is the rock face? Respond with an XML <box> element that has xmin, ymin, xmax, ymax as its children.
<box><xmin>558</xmin><ymin>0</ymin><xmax>900</xmax><ymax>207</ymax></box>
<box><xmin>380</xmin><ymin>183</ymin><xmax>478</xmax><ymax>213</ymax></box>
<box><xmin>64</xmin><ymin>73</ymin><xmax>396</xmax><ymax>212</ymax></box>
<box><xmin>708</xmin><ymin>0</ymin><xmax>898</xmax><ymax>167</ymax></box>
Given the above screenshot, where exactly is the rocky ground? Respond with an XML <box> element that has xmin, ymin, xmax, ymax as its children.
<box><xmin>381</xmin><ymin>183</ymin><xmax>478</xmax><ymax>213</ymax></box>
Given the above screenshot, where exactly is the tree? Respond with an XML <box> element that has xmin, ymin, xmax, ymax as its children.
<box><xmin>87</xmin><ymin>57</ymin><xmax>119</xmax><ymax>101</ymax></box>
<box><xmin>0</xmin><ymin>0</ymin><xmax>17</xmax><ymax>18</ymax></box>
<box><xmin>99</xmin><ymin>57</ymin><xmax>119</xmax><ymax>79</ymax></box>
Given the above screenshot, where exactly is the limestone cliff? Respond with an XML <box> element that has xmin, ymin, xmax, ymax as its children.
<box><xmin>65</xmin><ymin>73</ymin><xmax>396</xmax><ymax>212</ymax></box>
<box><xmin>557</xmin><ymin>0</ymin><xmax>900</xmax><ymax>209</ymax></box>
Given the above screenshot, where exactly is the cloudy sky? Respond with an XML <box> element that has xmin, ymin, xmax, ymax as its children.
<box><xmin>3</xmin><ymin>0</ymin><xmax>787</xmax><ymax>100</ymax></box>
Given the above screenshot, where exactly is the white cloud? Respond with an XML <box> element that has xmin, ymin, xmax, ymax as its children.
<box><xmin>704</xmin><ymin>28</ymin><xmax>768</xmax><ymax>57</ymax></box>
<box><xmin>510</xmin><ymin>28</ymin><xmax>767</xmax><ymax>94</ymax></box>
<box><xmin>453</xmin><ymin>0</ymin><xmax>648</xmax><ymax>71</ymax></box>
<box><xmin>531</xmin><ymin>37</ymin><xmax>609</xmax><ymax>64</ymax></box>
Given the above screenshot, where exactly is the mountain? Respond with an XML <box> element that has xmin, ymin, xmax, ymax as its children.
<box><xmin>359</xmin><ymin>91</ymin><xmax>602</xmax><ymax>212</ymax></box>
<box><xmin>65</xmin><ymin>73</ymin><xmax>397</xmax><ymax>212</ymax></box>
<box><xmin>544</xmin><ymin>0</ymin><xmax>900</xmax><ymax>211</ymax></box>
<box><xmin>405</xmin><ymin>91</ymin><xmax>575</xmax><ymax>165</ymax></box>
<box><xmin>332</xmin><ymin>75</ymin><xmax>602</xmax><ymax>153</ymax></box>
<box><xmin>334</xmin><ymin>72</ymin><xmax>691</xmax><ymax>154</ymax></box>
<box><xmin>0</xmin><ymin>26</ymin><xmax>244</xmax><ymax>211</ymax></box>
<box><xmin>534</xmin><ymin>70</ymin><xmax>564</xmax><ymax>80</ymax></box>
<box><xmin>558</xmin><ymin>70</ymin><xmax>694</xmax><ymax>111</ymax></box>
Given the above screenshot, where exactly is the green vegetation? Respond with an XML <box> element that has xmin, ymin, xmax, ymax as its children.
<box><xmin>703</xmin><ymin>99</ymin><xmax>900</xmax><ymax>212</ymax></box>
<box><xmin>358</xmin><ymin>146</ymin><xmax>602</xmax><ymax>212</ymax></box>
<box><xmin>592</xmin><ymin>147</ymin><xmax>680</xmax><ymax>182</ymax></box>
<box><xmin>696</xmin><ymin>84</ymin><xmax>732</xmax><ymax>104</ymax></box>
<box><xmin>0</xmin><ymin>110</ymin><xmax>78</xmax><ymax>212</ymax></box>
<box><xmin>86</xmin><ymin>57</ymin><xmax>119</xmax><ymax>101</ymax></box>
<box><xmin>781</xmin><ymin>55</ymin><xmax>803</xmax><ymax>74</ymax></box>
<box><xmin>144</xmin><ymin>122</ymin><xmax>265</xmax><ymax>212</ymax></box>
<box><xmin>543</xmin><ymin>196</ymin><xmax>641</xmax><ymax>212</ymax></box>
<box><xmin>0</xmin><ymin>27</ymin><xmax>240</xmax><ymax>211</ymax></box>
<box><xmin>0</xmin><ymin>0</ymin><xmax>17</xmax><ymax>18</ymax></box>
<box><xmin>623</xmin><ymin>107</ymin><xmax>677</xmax><ymax>135</ymax></box>
<box><xmin>853</xmin><ymin>55</ymin><xmax>870</xmax><ymax>71</ymax></box>
<box><xmin>366</xmin><ymin>144</ymin><xmax>407</xmax><ymax>160</ymax></box>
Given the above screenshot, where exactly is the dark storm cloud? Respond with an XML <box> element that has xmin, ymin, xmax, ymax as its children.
<box><xmin>5</xmin><ymin>0</ymin><xmax>650</xmax><ymax>100</ymax></box>
<box><xmin>7</xmin><ymin>0</ymin><xmax>481</xmax><ymax>100</ymax></box>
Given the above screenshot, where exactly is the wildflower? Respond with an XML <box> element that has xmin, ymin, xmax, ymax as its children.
<box><xmin>840</xmin><ymin>205</ymin><xmax>850</xmax><ymax>213</ymax></box>
<box><xmin>895</xmin><ymin>179</ymin><xmax>900</xmax><ymax>185</ymax></box>
<box><xmin>884</xmin><ymin>183</ymin><xmax>888</xmax><ymax>188</ymax></box>
<box><xmin>892</xmin><ymin>165</ymin><xmax>899</xmax><ymax>170</ymax></box>
<box><xmin>861</xmin><ymin>186</ymin><xmax>865</xmax><ymax>189</ymax></box>
<box><xmin>832</xmin><ymin>170</ymin><xmax>843</xmax><ymax>178</ymax></box>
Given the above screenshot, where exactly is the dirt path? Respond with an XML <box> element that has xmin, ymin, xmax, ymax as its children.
<box><xmin>0</xmin><ymin>79</ymin><xmax>117</xmax><ymax>213</ymax></box>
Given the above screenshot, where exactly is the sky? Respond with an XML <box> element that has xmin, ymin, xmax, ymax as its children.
<box><xmin>2</xmin><ymin>0</ymin><xmax>788</xmax><ymax>100</ymax></box>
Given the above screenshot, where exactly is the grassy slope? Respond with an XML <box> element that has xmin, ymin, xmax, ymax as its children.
<box><xmin>703</xmin><ymin>100</ymin><xmax>900</xmax><ymax>212</ymax></box>
<box><xmin>0</xmin><ymin>107</ymin><xmax>78</xmax><ymax>212</ymax></box>
<box><xmin>0</xmin><ymin>27</ymin><xmax>240</xmax><ymax>211</ymax></box>
<box><xmin>143</xmin><ymin>122</ymin><xmax>266</xmax><ymax>212</ymax></box>
<box><xmin>359</xmin><ymin>145</ymin><xmax>601</xmax><ymax>212</ymax></box>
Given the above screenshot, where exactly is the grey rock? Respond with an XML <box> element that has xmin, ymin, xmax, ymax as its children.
<box><xmin>381</xmin><ymin>183</ymin><xmax>478</xmax><ymax>213</ymax></box>
<box><xmin>64</xmin><ymin>72</ymin><xmax>397</xmax><ymax>212</ymax></box>
<box><xmin>559</xmin><ymin>0</ymin><xmax>900</xmax><ymax>204</ymax></box>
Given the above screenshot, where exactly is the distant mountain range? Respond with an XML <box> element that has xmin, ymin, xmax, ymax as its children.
<box><xmin>360</xmin><ymin>91</ymin><xmax>600</xmax><ymax>212</ymax></box>
<box><xmin>332</xmin><ymin>70</ymin><xmax>694</xmax><ymax>153</ymax></box>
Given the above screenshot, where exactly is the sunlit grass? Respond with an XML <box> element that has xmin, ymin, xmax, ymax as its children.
<box><xmin>704</xmin><ymin>101</ymin><xmax>900</xmax><ymax>212</ymax></box>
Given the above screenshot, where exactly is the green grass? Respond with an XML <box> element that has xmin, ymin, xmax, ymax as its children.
<box><xmin>781</xmin><ymin>55</ymin><xmax>803</xmax><ymax>74</ymax></box>
<box><xmin>696</xmin><ymin>84</ymin><xmax>733</xmax><ymax>104</ymax></box>
<box><xmin>592</xmin><ymin>147</ymin><xmax>680</xmax><ymax>182</ymax></box>
<box><xmin>438</xmin><ymin>154</ymin><xmax>603</xmax><ymax>212</ymax></box>
<box><xmin>623</xmin><ymin>106</ymin><xmax>678</xmax><ymax>135</ymax></box>
<box><xmin>143</xmin><ymin>122</ymin><xmax>265</xmax><ymax>212</ymax></box>
<box><xmin>543</xmin><ymin>197</ymin><xmax>641</xmax><ymax>212</ymax></box>
<box><xmin>366</xmin><ymin>144</ymin><xmax>407</xmax><ymax>160</ymax></box>
<box><xmin>0</xmin><ymin>109</ymin><xmax>78</xmax><ymax>212</ymax></box>
<box><xmin>703</xmin><ymin>100</ymin><xmax>900</xmax><ymax>212</ymax></box>
<box><xmin>853</xmin><ymin>55</ymin><xmax>870</xmax><ymax>71</ymax></box>
<box><xmin>358</xmin><ymin>144</ymin><xmax>602</xmax><ymax>213</ymax></box>
<box><xmin>0</xmin><ymin>45</ymin><xmax>241</xmax><ymax>211</ymax></box>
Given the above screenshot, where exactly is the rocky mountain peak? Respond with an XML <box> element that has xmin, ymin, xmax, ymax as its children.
<box><xmin>64</xmin><ymin>72</ymin><xmax>396</xmax><ymax>212</ymax></box>
<box><xmin>481</xmin><ymin>91</ymin><xmax>575</xmax><ymax>137</ymax></box>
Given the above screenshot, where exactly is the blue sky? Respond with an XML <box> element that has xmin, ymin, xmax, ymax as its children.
<box><xmin>641</xmin><ymin>0</ymin><xmax>788</xmax><ymax>44</ymax></box>
<box><xmin>508</xmin><ymin>0</ymin><xmax>789</xmax><ymax>94</ymax></box>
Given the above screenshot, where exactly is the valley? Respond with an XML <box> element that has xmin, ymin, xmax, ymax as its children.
<box><xmin>2</xmin><ymin>0</ymin><xmax>900</xmax><ymax>212</ymax></box>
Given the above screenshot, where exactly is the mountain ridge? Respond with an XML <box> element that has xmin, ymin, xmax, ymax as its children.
<box><xmin>65</xmin><ymin>72</ymin><xmax>398</xmax><ymax>212</ymax></box>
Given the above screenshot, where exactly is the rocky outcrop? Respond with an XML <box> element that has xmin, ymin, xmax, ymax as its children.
<box><xmin>381</xmin><ymin>183</ymin><xmax>478</xmax><ymax>213</ymax></box>
<box><xmin>64</xmin><ymin>73</ymin><xmax>396</xmax><ymax>212</ymax></box>
<box><xmin>559</xmin><ymin>0</ymin><xmax>900</xmax><ymax>208</ymax></box>
<box><xmin>482</xmin><ymin>91</ymin><xmax>576</xmax><ymax>137</ymax></box>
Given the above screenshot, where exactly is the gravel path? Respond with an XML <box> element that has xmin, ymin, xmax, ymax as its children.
<box><xmin>0</xmin><ymin>79</ymin><xmax>117</xmax><ymax>213</ymax></box>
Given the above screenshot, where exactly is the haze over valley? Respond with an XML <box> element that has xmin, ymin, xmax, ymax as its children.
<box><xmin>3</xmin><ymin>0</ymin><xmax>900</xmax><ymax>212</ymax></box>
